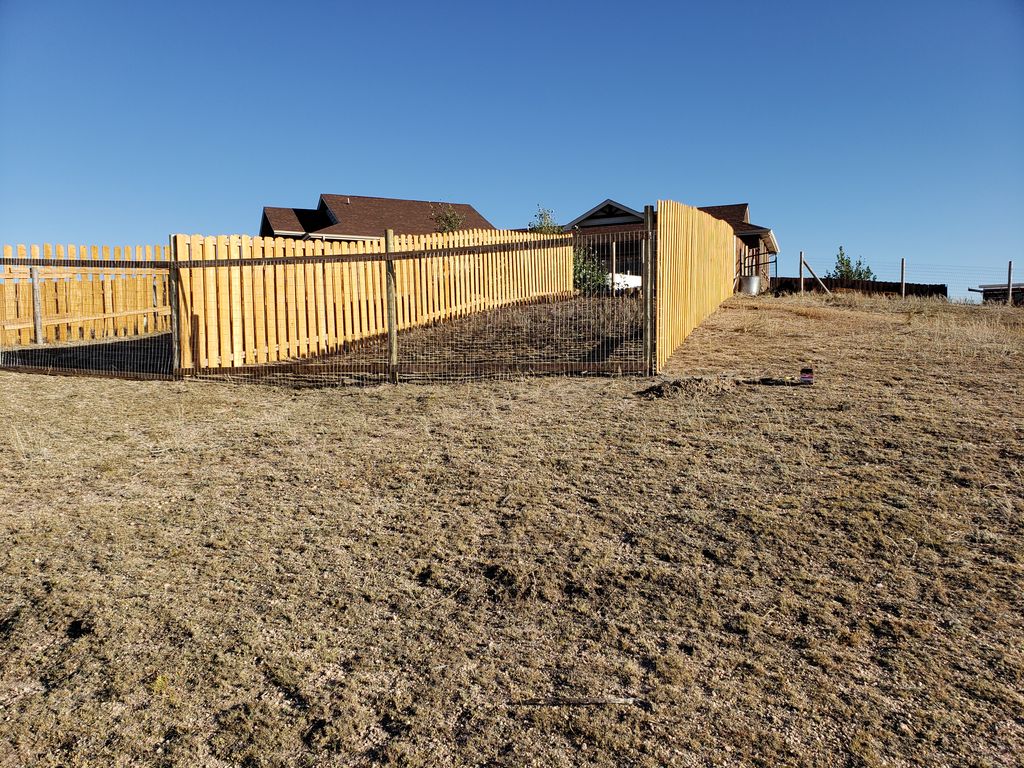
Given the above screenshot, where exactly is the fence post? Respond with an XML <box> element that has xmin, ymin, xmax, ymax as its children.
<box><xmin>1008</xmin><ymin>260</ymin><xmax>1014</xmax><ymax>306</ymax></box>
<box><xmin>385</xmin><ymin>229</ymin><xmax>398</xmax><ymax>383</ymax></box>
<box><xmin>801</xmin><ymin>257</ymin><xmax>832</xmax><ymax>294</ymax></box>
<box><xmin>167</xmin><ymin>235</ymin><xmax>181</xmax><ymax>374</ymax></box>
<box><xmin>30</xmin><ymin>265</ymin><xmax>44</xmax><ymax>344</ymax></box>
<box><xmin>643</xmin><ymin>204</ymin><xmax>655</xmax><ymax>375</ymax></box>
<box><xmin>799</xmin><ymin>251</ymin><xmax>804</xmax><ymax>295</ymax></box>
<box><xmin>900</xmin><ymin>258</ymin><xmax>906</xmax><ymax>298</ymax></box>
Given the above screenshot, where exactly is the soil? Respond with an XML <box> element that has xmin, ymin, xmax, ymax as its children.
<box><xmin>0</xmin><ymin>293</ymin><xmax>1021</xmax><ymax>767</ymax></box>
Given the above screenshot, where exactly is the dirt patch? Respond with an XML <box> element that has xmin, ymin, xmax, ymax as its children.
<box><xmin>0</xmin><ymin>293</ymin><xmax>1021</xmax><ymax>767</ymax></box>
<box><xmin>192</xmin><ymin>294</ymin><xmax>645</xmax><ymax>385</ymax></box>
<box><xmin>636</xmin><ymin>376</ymin><xmax>738</xmax><ymax>399</ymax></box>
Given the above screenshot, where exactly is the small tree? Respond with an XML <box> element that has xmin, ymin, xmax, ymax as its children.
<box><xmin>527</xmin><ymin>205</ymin><xmax>562</xmax><ymax>234</ymax></box>
<box><xmin>826</xmin><ymin>246</ymin><xmax>876</xmax><ymax>281</ymax></box>
<box><xmin>573</xmin><ymin>244</ymin><xmax>607</xmax><ymax>294</ymax></box>
<box><xmin>431</xmin><ymin>203</ymin><xmax>465</xmax><ymax>233</ymax></box>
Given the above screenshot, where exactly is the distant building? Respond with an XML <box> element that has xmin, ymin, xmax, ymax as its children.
<box><xmin>968</xmin><ymin>283</ymin><xmax>1023</xmax><ymax>305</ymax></box>
<box><xmin>259</xmin><ymin>194</ymin><xmax>494</xmax><ymax>241</ymax></box>
<box><xmin>564</xmin><ymin>199</ymin><xmax>779</xmax><ymax>285</ymax></box>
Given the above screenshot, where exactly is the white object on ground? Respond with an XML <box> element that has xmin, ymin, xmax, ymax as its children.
<box><xmin>607</xmin><ymin>273</ymin><xmax>642</xmax><ymax>291</ymax></box>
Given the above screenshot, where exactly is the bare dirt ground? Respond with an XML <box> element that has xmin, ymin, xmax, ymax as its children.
<box><xmin>1</xmin><ymin>294</ymin><xmax>1021</xmax><ymax>767</ymax></box>
<box><xmin>191</xmin><ymin>294</ymin><xmax>645</xmax><ymax>385</ymax></box>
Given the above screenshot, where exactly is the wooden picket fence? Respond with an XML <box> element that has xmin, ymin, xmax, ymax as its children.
<box><xmin>2</xmin><ymin>208</ymin><xmax>739</xmax><ymax>380</ymax></box>
<box><xmin>171</xmin><ymin>229</ymin><xmax>574</xmax><ymax>371</ymax></box>
<box><xmin>655</xmin><ymin>200</ymin><xmax>736</xmax><ymax>370</ymax></box>
<box><xmin>0</xmin><ymin>244</ymin><xmax>172</xmax><ymax>347</ymax></box>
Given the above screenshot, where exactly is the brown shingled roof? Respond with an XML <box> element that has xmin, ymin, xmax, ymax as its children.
<box><xmin>261</xmin><ymin>207</ymin><xmax>331</xmax><ymax>236</ymax></box>
<box><xmin>260</xmin><ymin>194</ymin><xmax>494</xmax><ymax>239</ymax></box>
<box><xmin>697</xmin><ymin>203</ymin><xmax>778</xmax><ymax>253</ymax></box>
<box><xmin>697</xmin><ymin>204</ymin><xmax>750</xmax><ymax>228</ymax></box>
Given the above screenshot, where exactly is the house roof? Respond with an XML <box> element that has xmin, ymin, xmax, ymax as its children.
<box><xmin>564</xmin><ymin>198</ymin><xmax>779</xmax><ymax>254</ymax></box>
<box><xmin>260</xmin><ymin>194</ymin><xmax>494</xmax><ymax>239</ymax></box>
<box><xmin>564</xmin><ymin>199</ymin><xmax>645</xmax><ymax>230</ymax></box>
<box><xmin>698</xmin><ymin>203</ymin><xmax>778</xmax><ymax>254</ymax></box>
<box><xmin>261</xmin><ymin>207</ymin><xmax>331</xmax><ymax>237</ymax></box>
<box><xmin>696</xmin><ymin>204</ymin><xmax>750</xmax><ymax>227</ymax></box>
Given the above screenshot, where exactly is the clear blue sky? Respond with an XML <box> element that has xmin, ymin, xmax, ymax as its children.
<box><xmin>1</xmin><ymin>0</ymin><xmax>1021</xmax><ymax>295</ymax></box>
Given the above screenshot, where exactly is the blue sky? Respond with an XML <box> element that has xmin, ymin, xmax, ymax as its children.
<box><xmin>1</xmin><ymin>0</ymin><xmax>1021</xmax><ymax>295</ymax></box>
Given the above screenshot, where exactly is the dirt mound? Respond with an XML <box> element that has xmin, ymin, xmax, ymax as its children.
<box><xmin>636</xmin><ymin>376</ymin><xmax>737</xmax><ymax>398</ymax></box>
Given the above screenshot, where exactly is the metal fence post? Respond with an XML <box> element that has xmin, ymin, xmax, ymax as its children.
<box><xmin>900</xmin><ymin>257</ymin><xmax>906</xmax><ymax>298</ymax></box>
<box><xmin>1008</xmin><ymin>260</ymin><xmax>1014</xmax><ymax>306</ymax></box>
<box><xmin>385</xmin><ymin>229</ymin><xmax>398</xmax><ymax>383</ymax></box>
<box><xmin>799</xmin><ymin>251</ymin><xmax>804</xmax><ymax>295</ymax></box>
<box><xmin>643</xmin><ymin>204</ymin><xmax>655</xmax><ymax>375</ymax></box>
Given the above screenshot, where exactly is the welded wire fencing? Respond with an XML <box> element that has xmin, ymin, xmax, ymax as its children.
<box><xmin>0</xmin><ymin>244</ymin><xmax>175</xmax><ymax>379</ymax></box>
<box><xmin>176</xmin><ymin>229</ymin><xmax>650</xmax><ymax>386</ymax></box>
<box><xmin>13</xmin><ymin>201</ymin><xmax>1004</xmax><ymax>388</ymax></box>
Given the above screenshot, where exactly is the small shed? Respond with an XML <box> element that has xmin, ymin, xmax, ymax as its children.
<box><xmin>968</xmin><ymin>283</ymin><xmax>1024</xmax><ymax>305</ymax></box>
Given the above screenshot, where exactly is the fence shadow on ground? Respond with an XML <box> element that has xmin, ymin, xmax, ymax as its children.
<box><xmin>0</xmin><ymin>333</ymin><xmax>173</xmax><ymax>378</ymax></box>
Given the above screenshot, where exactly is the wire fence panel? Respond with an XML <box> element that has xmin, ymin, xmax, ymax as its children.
<box><xmin>176</xmin><ymin>229</ymin><xmax>645</xmax><ymax>385</ymax></box>
<box><xmin>0</xmin><ymin>244</ymin><xmax>174</xmax><ymax>379</ymax></box>
<box><xmin>4</xmin><ymin>224</ymin><xmax>1012</xmax><ymax>387</ymax></box>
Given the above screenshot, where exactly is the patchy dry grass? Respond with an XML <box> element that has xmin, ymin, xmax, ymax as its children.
<box><xmin>0</xmin><ymin>294</ymin><xmax>1021</xmax><ymax>767</ymax></box>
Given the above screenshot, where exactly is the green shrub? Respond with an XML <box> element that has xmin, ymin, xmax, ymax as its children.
<box><xmin>527</xmin><ymin>205</ymin><xmax>562</xmax><ymax>234</ymax></box>
<box><xmin>574</xmin><ymin>245</ymin><xmax>606</xmax><ymax>294</ymax></box>
<box><xmin>431</xmin><ymin>204</ymin><xmax>465</xmax><ymax>233</ymax></box>
<box><xmin>826</xmin><ymin>246</ymin><xmax>876</xmax><ymax>281</ymax></box>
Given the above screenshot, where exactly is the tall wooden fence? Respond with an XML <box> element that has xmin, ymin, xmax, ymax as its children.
<box><xmin>0</xmin><ymin>244</ymin><xmax>172</xmax><ymax>347</ymax></box>
<box><xmin>655</xmin><ymin>200</ymin><xmax>736</xmax><ymax>370</ymax></box>
<box><xmin>171</xmin><ymin>229</ymin><xmax>574</xmax><ymax>372</ymax></box>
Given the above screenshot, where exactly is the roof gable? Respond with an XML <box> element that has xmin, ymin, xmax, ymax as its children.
<box><xmin>261</xmin><ymin>206</ymin><xmax>331</xmax><ymax>237</ymax></box>
<box><xmin>565</xmin><ymin>199</ymin><xmax>645</xmax><ymax>230</ymax></box>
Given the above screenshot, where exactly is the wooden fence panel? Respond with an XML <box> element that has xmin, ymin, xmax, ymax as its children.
<box><xmin>655</xmin><ymin>200</ymin><xmax>736</xmax><ymax>371</ymax></box>
<box><xmin>0</xmin><ymin>242</ymin><xmax>171</xmax><ymax>350</ymax></box>
<box><xmin>168</xmin><ymin>228</ymin><xmax>573</xmax><ymax>372</ymax></box>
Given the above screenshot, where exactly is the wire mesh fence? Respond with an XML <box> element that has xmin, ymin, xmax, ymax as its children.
<box><xmin>5</xmin><ymin>227</ymin><xmax>1013</xmax><ymax>388</ymax></box>
<box><xmin>180</xmin><ymin>230</ymin><xmax>650</xmax><ymax>386</ymax></box>
<box><xmin>0</xmin><ymin>245</ymin><xmax>175</xmax><ymax>379</ymax></box>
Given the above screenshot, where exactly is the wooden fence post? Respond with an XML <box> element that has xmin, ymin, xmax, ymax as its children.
<box><xmin>1008</xmin><ymin>260</ymin><xmax>1014</xmax><ymax>306</ymax></box>
<box><xmin>168</xmin><ymin>235</ymin><xmax>181</xmax><ymax>374</ymax></box>
<box><xmin>802</xmin><ymin>257</ymin><xmax>832</xmax><ymax>294</ymax></box>
<box><xmin>643</xmin><ymin>204</ymin><xmax>655</xmax><ymax>375</ymax></box>
<box><xmin>900</xmin><ymin>258</ymin><xmax>906</xmax><ymax>298</ymax></box>
<box><xmin>799</xmin><ymin>251</ymin><xmax>804</xmax><ymax>295</ymax></box>
<box><xmin>30</xmin><ymin>265</ymin><xmax>44</xmax><ymax>344</ymax></box>
<box><xmin>385</xmin><ymin>229</ymin><xmax>398</xmax><ymax>383</ymax></box>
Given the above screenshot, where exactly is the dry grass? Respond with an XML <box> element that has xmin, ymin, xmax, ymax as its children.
<box><xmin>0</xmin><ymin>294</ymin><xmax>1021</xmax><ymax>767</ymax></box>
